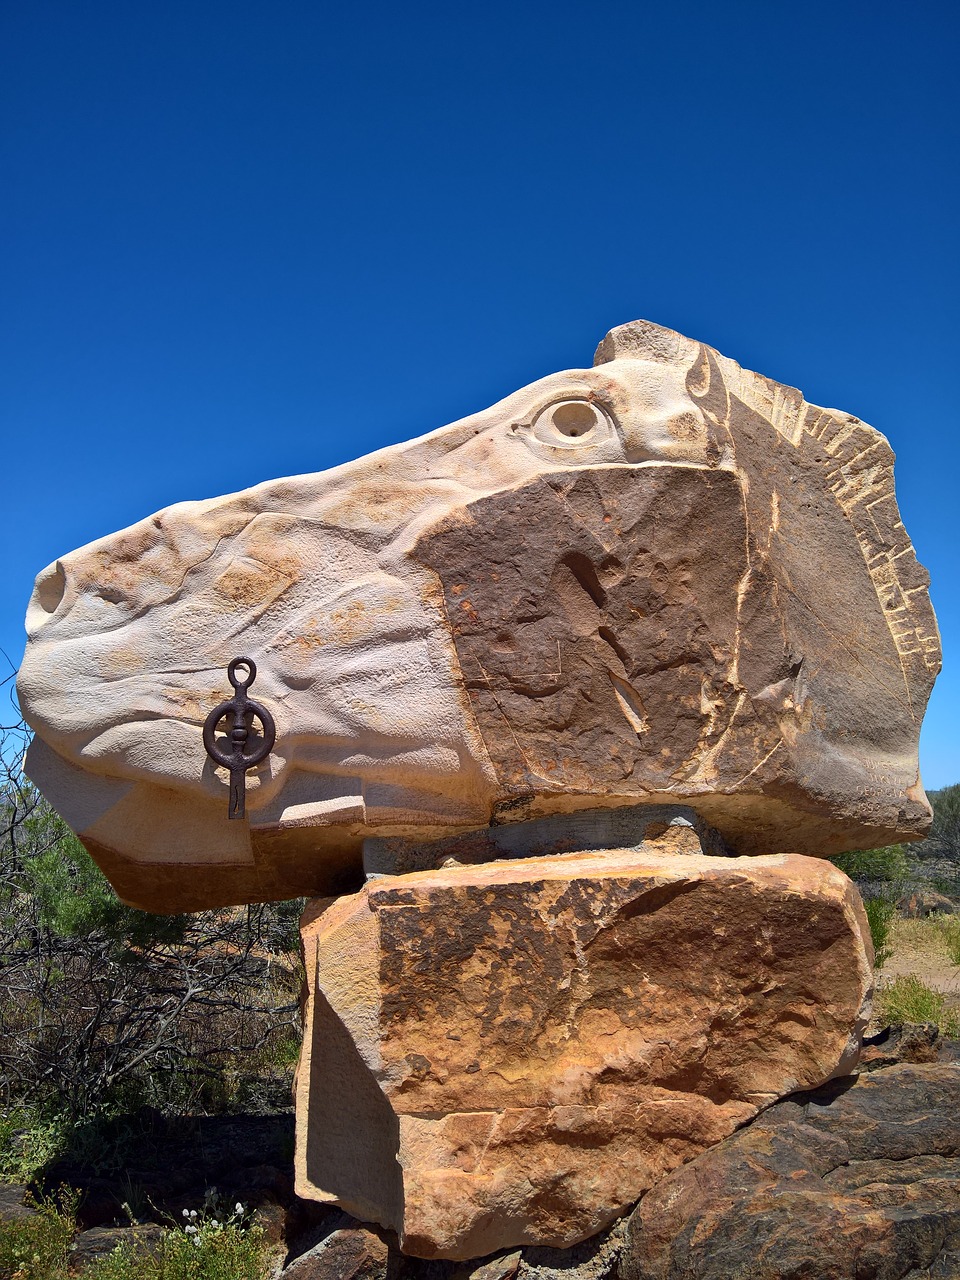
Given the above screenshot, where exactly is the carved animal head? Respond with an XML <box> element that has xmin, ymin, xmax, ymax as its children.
<box><xmin>19</xmin><ymin>320</ymin><xmax>940</xmax><ymax>910</ymax></box>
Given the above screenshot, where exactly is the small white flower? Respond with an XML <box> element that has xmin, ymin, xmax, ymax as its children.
<box><xmin>193</xmin><ymin>1236</ymin><xmax>201</xmax><ymax>1247</ymax></box>
<box><xmin>185</xmin><ymin>1224</ymin><xmax>197</xmax><ymax>1234</ymax></box>
<box><xmin>235</xmin><ymin>1202</ymin><xmax>243</xmax><ymax>1214</ymax></box>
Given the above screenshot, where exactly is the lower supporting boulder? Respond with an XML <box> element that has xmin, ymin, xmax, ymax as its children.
<box><xmin>294</xmin><ymin>847</ymin><xmax>873</xmax><ymax>1260</ymax></box>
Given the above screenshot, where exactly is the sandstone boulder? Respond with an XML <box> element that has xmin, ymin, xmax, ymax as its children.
<box><xmin>295</xmin><ymin>845</ymin><xmax>872</xmax><ymax>1259</ymax></box>
<box><xmin>18</xmin><ymin>320</ymin><xmax>938</xmax><ymax>911</ymax></box>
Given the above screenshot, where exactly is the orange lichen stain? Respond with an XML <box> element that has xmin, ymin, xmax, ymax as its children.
<box><xmin>603</xmin><ymin>514</ymin><xmax>612</xmax><ymax>523</ymax></box>
<box><xmin>169</xmin><ymin>686</ymin><xmax>224</xmax><ymax>722</ymax></box>
<box><xmin>459</xmin><ymin>600</ymin><xmax>480</xmax><ymax>622</ymax></box>
<box><xmin>239</xmin><ymin>524</ymin><xmax>303</xmax><ymax>578</ymax></box>
<box><xmin>328</xmin><ymin>593</ymin><xmax>404</xmax><ymax>644</ymax></box>
<box><xmin>451</xmin><ymin>584</ymin><xmax>466</xmax><ymax>596</ymax></box>
<box><xmin>292</xmin><ymin>628</ymin><xmax>329</xmax><ymax>653</ymax></box>
<box><xmin>81</xmin><ymin>539</ymin><xmax>182</xmax><ymax>600</ymax></box>
<box><xmin>330</xmin><ymin>600</ymin><xmax>373</xmax><ymax>645</ymax></box>
<box><xmin>213</xmin><ymin>561</ymin><xmax>290</xmax><ymax>609</ymax></box>
<box><xmin>97</xmin><ymin>646</ymin><xmax>146</xmax><ymax>678</ymax></box>
<box><xmin>322</xmin><ymin>482</ymin><xmax>426</xmax><ymax>531</ymax></box>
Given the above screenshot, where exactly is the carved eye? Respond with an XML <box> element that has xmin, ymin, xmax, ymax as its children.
<box><xmin>531</xmin><ymin>399</ymin><xmax>615</xmax><ymax>449</ymax></box>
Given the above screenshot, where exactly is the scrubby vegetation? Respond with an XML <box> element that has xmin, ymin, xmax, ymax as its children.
<box><xmin>830</xmin><ymin>795</ymin><xmax>960</xmax><ymax>1037</ymax></box>
<box><xmin>0</xmin><ymin>710</ymin><xmax>302</xmax><ymax>1149</ymax></box>
<box><xmin>862</xmin><ymin>897</ymin><xmax>895</xmax><ymax>968</ymax></box>
<box><xmin>830</xmin><ymin>843</ymin><xmax>912</xmax><ymax>884</ymax></box>
<box><xmin>87</xmin><ymin>1198</ymin><xmax>268</xmax><ymax>1280</ymax></box>
<box><xmin>0</xmin><ymin>1191</ymin><xmax>75</xmax><ymax>1280</ymax></box>
<box><xmin>914</xmin><ymin>783</ymin><xmax>960</xmax><ymax>866</ymax></box>
<box><xmin>0</xmin><ymin>699</ymin><xmax>301</xmax><ymax>1274</ymax></box>
<box><xmin>0</xmin><ymin>1190</ymin><xmax>270</xmax><ymax>1280</ymax></box>
<box><xmin>874</xmin><ymin>974</ymin><xmax>960</xmax><ymax>1037</ymax></box>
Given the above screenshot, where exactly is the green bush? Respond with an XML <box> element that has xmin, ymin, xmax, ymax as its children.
<box><xmin>0</xmin><ymin>1192</ymin><xmax>270</xmax><ymax>1280</ymax></box>
<box><xmin>863</xmin><ymin>897</ymin><xmax>895</xmax><ymax>968</ymax></box>
<box><xmin>830</xmin><ymin>844</ymin><xmax>911</xmax><ymax>882</ymax></box>
<box><xmin>875</xmin><ymin>975</ymin><xmax>960</xmax><ymax>1037</ymax></box>
<box><xmin>0</xmin><ymin>1192</ymin><xmax>74</xmax><ymax>1280</ymax></box>
<box><xmin>88</xmin><ymin>1202</ymin><xmax>267</xmax><ymax>1280</ymax></box>
<box><xmin>0</xmin><ymin>1109</ymin><xmax>70</xmax><ymax>1183</ymax></box>
<box><xmin>935</xmin><ymin>915</ymin><xmax>960</xmax><ymax>966</ymax></box>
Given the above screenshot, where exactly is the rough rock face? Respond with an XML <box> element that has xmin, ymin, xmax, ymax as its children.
<box><xmin>620</xmin><ymin>1061</ymin><xmax>960</xmax><ymax>1280</ymax></box>
<box><xmin>361</xmin><ymin>804</ymin><xmax>732</xmax><ymax>876</ymax></box>
<box><xmin>18</xmin><ymin>320</ymin><xmax>938</xmax><ymax>911</ymax></box>
<box><xmin>281</xmin><ymin>1224</ymin><xmax>390</xmax><ymax>1279</ymax></box>
<box><xmin>295</xmin><ymin>844</ymin><xmax>872</xmax><ymax>1260</ymax></box>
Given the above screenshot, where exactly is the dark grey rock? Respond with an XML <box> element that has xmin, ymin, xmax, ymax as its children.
<box><xmin>0</xmin><ymin>1183</ymin><xmax>36</xmax><ymax>1222</ymax></box>
<box><xmin>69</xmin><ymin>1223</ymin><xmax>165</xmax><ymax>1266</ymax></box>
<box><xmin>620</xmin><ymin>1062</ymin><xmax>960</xmax><ymax>1280</ymax></box>
<box><xmin>280</xmin><ymin>1224</ymin><xmax>389</xmax><ymax>1278</ymax></box>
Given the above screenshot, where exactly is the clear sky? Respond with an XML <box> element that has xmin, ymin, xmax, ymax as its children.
<box><xmin>2</xmin><ymin>1</ymin><xmax>957</xmax><ymax>790</ymax></box>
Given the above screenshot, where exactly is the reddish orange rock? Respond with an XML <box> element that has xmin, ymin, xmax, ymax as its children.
<box><xmin>295</xmin><ymin>847</ymin><xmax>872</xmax><ymax>1260</ymax></box>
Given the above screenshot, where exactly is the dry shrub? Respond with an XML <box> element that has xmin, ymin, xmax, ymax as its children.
<box><xmin>0</xmin><ymin>704</ymin><xmax>303</xmax><ymax>1139</ymax></box>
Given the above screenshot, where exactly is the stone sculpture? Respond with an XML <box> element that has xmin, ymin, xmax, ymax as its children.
<box><xmin>18</xmin><ymin>319</ymin><xmax>939</xmax><ymax>912</ymax></box>
<box><xmin>18</xmin><ymin>320</ymin><xmax>940</xmax><ymax>1260</ymax></box>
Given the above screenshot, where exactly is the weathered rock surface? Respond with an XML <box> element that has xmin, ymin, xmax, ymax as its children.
<box><xmin>361</xmin><ymin>804</ymin><xmax>730</xmax><ymax>877</ymax></box>
<box><xmin>898</xmin><ymin>887</ymin><xmax>957</xmax><ymax>918</ymax></box>
<box><xmin>295</xmin><ymin>846</ymin><xmax>872</xmax><ymax>1259</ymax></box>
<box><xmin>18</xmin><ymin>320</ymin><xmax>938</xmax><ymax>911</ymax></box>
<box><xmin>620</xmin><ymin>1061</ymin><xmax>960</xmax><ymax>1280</ymax></box>
<box><xmin>69</xmin><ymin>1224</ymin><xmax>165</xmax><ymax>1267</ymax></box>
<box><xmin>281</xmin><ymin>1224</ymin><xmax>390</xmax><ymax>1278</ymax></box>
<box><xmin>0</xmin><ymin>1183</ymin><xmax>36</xmax><ymax>1223</ymax></box>
<box><xmin>859</xmin><ymin>1021</ymin><xmax>960</xmax><ymax>1072</ymax></box>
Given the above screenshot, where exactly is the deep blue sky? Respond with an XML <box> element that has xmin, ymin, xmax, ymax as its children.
<box><xmin>2</xmin><ymin>1</ymin><xmax>957</xmax><ymax>790</ymax></box>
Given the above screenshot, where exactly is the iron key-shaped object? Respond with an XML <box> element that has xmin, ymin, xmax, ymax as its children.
<box><xmin>202</xmin><ymin>657</ymin><xmax>276</xmax><ymax>819</ymax></box>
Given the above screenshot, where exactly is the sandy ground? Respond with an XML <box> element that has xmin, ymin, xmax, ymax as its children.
<box><xmin>876</xmin><ymin>916</ymin><xmax>960</xmax><ymax>1004</ymax></box>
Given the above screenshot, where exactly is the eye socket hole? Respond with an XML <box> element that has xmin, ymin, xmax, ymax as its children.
<box><xmin>531</xmin><ymin>399</ymin><xmax>615</xmax><ymax>450</ymax></box>
<box><xmin>551</xmin><ymin>402</ymin><xmax>600</xmax><ymax>438</ymax></box>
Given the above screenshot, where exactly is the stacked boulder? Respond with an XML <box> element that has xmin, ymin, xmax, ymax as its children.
<box><xmin>297</xmin><ymin>814</ymin><xmax>873</xmax><ymax>1258</ymax></box>
<box><xmin>17</xmin><ymin>320</ymin><xmax>940</xmax><ymax>1262</ymax></box>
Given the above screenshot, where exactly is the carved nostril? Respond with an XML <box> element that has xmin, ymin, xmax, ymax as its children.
<box><xmin>35</xmin><ymin>562</ymin><xmax>66</xmax><ymax>615</ymax></box>
<box><xmin>25</xmin><ymin>561</ymin><xmax>68</xmax><ymax>635</ymax></box>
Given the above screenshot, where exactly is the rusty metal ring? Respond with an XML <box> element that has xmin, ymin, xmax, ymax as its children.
<box><xmin>202</xmin><ymin>657</ymin><xmax>277</xmax><ymax>819</ymax></box>
<box><xmin>202</xmin><ymin>699</ymin><xmax>276</xmax><ymax>770</ymax></box>
<box><xmin>227</xmin><ymin>656</ymin><xmax>257</xmax><ymax>691</ymax></box>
